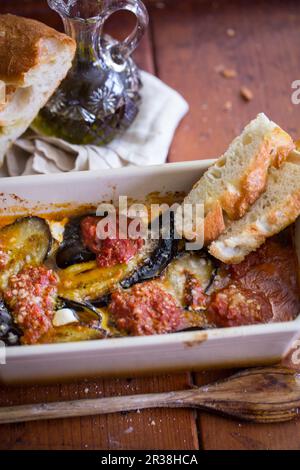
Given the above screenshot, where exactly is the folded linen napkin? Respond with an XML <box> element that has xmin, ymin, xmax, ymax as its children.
<box><xmin>0</xmin><ymin>71</ymin><xmax>188</xmax><ymax>177</ymax></box>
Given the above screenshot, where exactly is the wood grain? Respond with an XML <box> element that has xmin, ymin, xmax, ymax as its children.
<box><xmin>1</xmin><ymin>0</ymin><xmax>300</xmax><ymax>450</ymax></box>
<box><xmin>150</xmin><ymin>0</ymin><xmax>300</xmax><ymax>162</ymax></box>
<box><xmin>1</xmin><ymin>367</ymin><xmax>300</xmax><ymax>425</ymax></box>
<box><xmin>0</xmin><ymin>374</ymin><xmax>199</xmax><ymax>450</ymax></box>
<box><xmin>195</xmin><ymin>370</ymin><xmax>300</xmax><ymax>450</ymax></box>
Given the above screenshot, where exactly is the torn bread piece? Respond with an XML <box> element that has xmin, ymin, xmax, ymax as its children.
<box><xmin>209</xmin><ymin>160</ymin><xmax>300</xmax><ymax>264</ymax></box>
<box><xmin>0</xmin><ymin>14</ymin><xmax>76</xmax><ymax>167</ymax></box>
<box><xmin>176</xmin><ymin>113</ymin><xmax>294</xmax><ymax>245</ymax></box>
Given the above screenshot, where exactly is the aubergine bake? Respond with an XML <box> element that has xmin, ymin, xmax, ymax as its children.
<box><xmin>1</xmin><ymin>113</ymin><xmax>300</xmax><ymax>346</ymax></box>
<box><xmin>0</xmin><ymin>204</ymin><xmax>299</xmax><ymax>347</ymax></box>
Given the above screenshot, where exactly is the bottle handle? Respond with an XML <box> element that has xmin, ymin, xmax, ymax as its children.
<box><xmin>99</xmin><ymin>0</ymin><xmax>149</xmax><ymax>70</ymax></box>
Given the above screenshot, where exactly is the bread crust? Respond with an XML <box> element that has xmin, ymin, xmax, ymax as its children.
<box><xmin>209</xmin><ymin>190</ymin><xmax>300</xmax><ymax>264</ymax></box>
<box><xmin>220</xmin><ymin>127</ymin><xmax>295</xmax><ymax>220</ymax></box>
<box><xmin>204</xmin><ymin>203</ymin><xmax>225</xmax><ymax>245</ymax></box>
<box><xmin>178</xmin><ymin>115</ymin><xmax>294</xmax><ymax>248</ymax></box>
<box><xmin>0</xmin><ymin>14</ymin><xmax>76</xmax><ymax>86</ymax></box>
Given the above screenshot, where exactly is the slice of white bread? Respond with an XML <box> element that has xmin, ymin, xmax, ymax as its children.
<box><xmin>0</xmin><ymin>14</ymin><xmax>76</xmax><ymax>167</ymax></box>
<box><xmin>209</xmin><ymin>158</ymin><xmax>300</xmax><ymax>263</ymax></box>
<box><xmin>176</xmin><ymin>113</ymin><xmax>294</xmax><ymax>245</ymax></box>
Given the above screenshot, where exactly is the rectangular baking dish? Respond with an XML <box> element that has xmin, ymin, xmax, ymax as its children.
<box><xmin>0</xmin><ymin>160</ymin><xmax>300</xmax><ymax>384</ymax></box>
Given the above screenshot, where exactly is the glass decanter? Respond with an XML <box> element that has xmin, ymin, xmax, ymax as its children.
<box><xmin>33</xmin><ymin>0</ymin><xmax>148</xmax><ymax>145</ymax></box>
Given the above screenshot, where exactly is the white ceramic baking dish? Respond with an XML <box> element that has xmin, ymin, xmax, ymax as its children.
<box><xmin>0</xmin><ymin>160</ymin><xmax>300</xmax><ymax>384</ymax></box>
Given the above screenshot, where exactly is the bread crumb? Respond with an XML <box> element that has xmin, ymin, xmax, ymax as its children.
<box><xmin>226</xmin><ymin>28</ymin><xmax>236</xmax><ymax>37</ymax></box>
<box><xmin>223</xmin><ymin>100</ymin><xmax>232</xmax><ymax>111</ymax></box>
<box><xmin>240</xmin><ymin>86</ymin><xmax>253</xmax><ymax>101</ymax></box>
<box><xmin>221</xmin><ymin>68</ymin><xmax>237</xmax><ymax>79</ymax></box>
<box><xmin>124</xmin><ymin>426</ymin><xmax>134</xmax><ymax>434</ymax></box>
<box><xmin>150</xmin><ymin>420</ymin><xmax>156</xmax><ymax>426</ymax></box>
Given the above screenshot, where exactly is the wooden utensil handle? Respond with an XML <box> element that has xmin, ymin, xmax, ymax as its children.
<box><xmin>0</xmin><ymin>367</ymin><xmax>299</xmax><ymax>424</ymax></box>
<box><xmin>0</xmin><ymin>391</ymin><xmax>187</xmax><ymax>424</ymax></box>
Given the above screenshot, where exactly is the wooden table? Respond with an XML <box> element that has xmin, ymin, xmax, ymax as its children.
<box><xmin>1</xmin><ymin>0</ymin><xmax>300</xmax><ymax>450</ymax></box>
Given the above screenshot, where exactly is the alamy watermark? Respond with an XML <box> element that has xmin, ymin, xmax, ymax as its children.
<box><xmin>291</xmin><ymin>80</ymin><xmax>300</xmax><ymax>104</ymax></box>
<box><xmin>95</xmin><ymin>196</ymin><xmax>204</xmax><ymax>250</ymax></box>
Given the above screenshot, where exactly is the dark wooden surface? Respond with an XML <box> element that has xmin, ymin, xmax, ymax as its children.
<box><xmin>0</xmin><ymin>0</ymin><xmax>300</xmax><ymax>450</ymax></box>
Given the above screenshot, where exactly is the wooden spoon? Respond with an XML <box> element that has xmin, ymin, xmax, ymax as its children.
<box><xmin>1</xmin><ymin>366</ymin><xmax>300</xmax><ymax>425</ymax></box>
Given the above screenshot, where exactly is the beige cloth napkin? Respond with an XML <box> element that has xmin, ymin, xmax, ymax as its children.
<box><xmin>0</xmin><ymin>71</ymin><xmax>188</xmax><ymax>177</ymax></box>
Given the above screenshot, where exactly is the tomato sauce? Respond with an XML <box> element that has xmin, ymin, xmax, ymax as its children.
<box><xmin>81</xmin><ymin>215</ymin><xmax>144</xmax><ymax>268</ymax></box>
<box><xmin>184</xmin><ymin>274</ymin><xmax>207</xmax><ymax>311</ymax></box>
<box><xmin>108</xmin><ymin>237</ymin><xmax>300</xmax><ymax>334</ymax></box>
<box><xmin>207</xmin><ymin>238</ymin><xmax>300</xmax><ymax>327</ymax></box>
<box><xmin>4</xmin><ymin>266</ymin><xmax>58</xmax><ymax>344</ymax></box>
<box><xmin>109</xmin><ymin>281</ymin><xmax>183</xmax><ymax>335</ymax></box>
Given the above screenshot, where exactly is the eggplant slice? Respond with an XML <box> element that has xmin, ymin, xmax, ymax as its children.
<box><xmin>97</xmin><ymin>252</ymin><xmax>215</xmax><ymax>309</ymax></box>
<box><xmin>56</xmin><ymin>211</ymin><xmax>179</xmax><ymax>282</ymax></box>
<box><xmin>120</xmin><ymin>235</ymin><xmax>178</xmax><ymax>289</ymax></box>
<box><xmin>0</xmin><ymin>216</ymin><xmax>52</xmax><ymax>290</ymax></box>
<box><xmin>39</xmin><ymin>324</ymin><xmax>106</xmax><ymax>344</ymax></box>
<box><xmin>96</xmin><ymin>251</ymin><xmax>216</xmax><ymax>335</ymax></box>
<box><xmin>58</xmin><ymin>297</ymin><xmax>103</xmax><ymax>324</ymax></box>
<box><xmin>90</xmin><ymin>213</ymin><xmax>179</xmax><ymax>305</ymax></box>
<box><xmin>58</xmin><ymin>259</ymin><xmax>138</xmax><ymax>302</ymax></box>
<box><xmin>56</xmin><ymin>215</ymin><xmax>95</xmax><ymax>269</ymax></box>
<box><xmin>57</xmin><ymin>211</ymin><xmax>179</xmax><ymax>303</ymax></box>
<box><xmin>162</xmin><ymin>251</ymin><xmax>217</xmax><ymax>331</ymax></box>
<box><xmin>0</xmin><ymin>298</ymin><xmax>22</xmax><ymax>346</ymax></box>
<box><xmin>120</xmin><ymin>211</ymin><xmax>179</xmax><ymax>288</ymax></box>
<box><xmin>42</xmin><ymin>297</ymin><xmax>110</xmax><ymax>343</ymax></box>
<box><xmin>57</xmin><ymin>210</ymin><xmax>217</xmax><ymax>337</ymax></box>
<box><xmin>92</xmin><ymin>215</ymin><xmax>216</xmax><ymax>308</ymax></box>
<box><xmin>161</xmin><ymin>251</ymin><xmax>215</xmax><ymax>308</ymax></box>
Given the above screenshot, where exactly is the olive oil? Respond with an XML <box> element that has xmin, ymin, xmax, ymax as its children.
<box><xmin>33</xmin><ymin>45</ymin><xmax>141</xmax><ymax>145</ymax></box>
<box><xmin>35</xmin><ymin>0</ymin><xmax>148</xmax><ymax>145</ymax></box>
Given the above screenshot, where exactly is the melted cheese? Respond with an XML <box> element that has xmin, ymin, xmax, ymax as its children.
<box><xmin>48</xmin><ymin>219</ymin><xmax>68</xmax><ymax>244</ymax></box>
<box><xmin>53</xmin><ymin>308</ymin><xmax>78</xmax><ymax>327</ymax></box>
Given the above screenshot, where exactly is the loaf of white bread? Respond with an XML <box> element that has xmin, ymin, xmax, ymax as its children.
<box><xmin>176</xmin><ymin>113</ymin><xmax>295</xmax><ymax>246</ymax></box>
<box><xmin>177</xmin><ymin>113</ymin><xmax>300</xmax><ymax>263</ymax></box>
<box><xmin>209</xmin><ymin>158</ymin><xmax>300</xmax><ymax>263</ymax></box>
<box><xmin>0</xmin><ymin>14</ymin><xmax>76</xmax><ymax>167</ymax></box>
